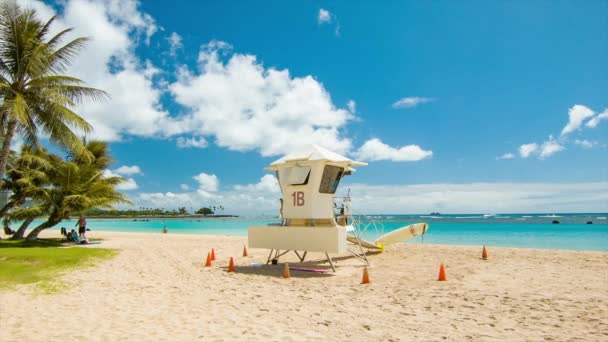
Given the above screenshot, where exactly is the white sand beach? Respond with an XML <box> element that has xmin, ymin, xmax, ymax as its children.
<box><xmin>1</xmin><ymin>230</ymin><xmax>607</xmax><ymax>341</ymax></box>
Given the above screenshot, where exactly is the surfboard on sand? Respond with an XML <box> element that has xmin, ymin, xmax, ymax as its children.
<box><xmin>375</xmin><ymin>223</ymin><xmax>428</xmax><ymax>246</ymax></box>
<box><xmin>346</xmin><ymin>234</ymin><xmax>382</xmax><ymax>249</ymax></box>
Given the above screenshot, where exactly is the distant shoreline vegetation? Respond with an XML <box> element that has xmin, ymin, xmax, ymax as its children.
<box><xmin>85</xmin><ymin>207</ymin><xmax>238</xmax><ymax>218</ymax></box>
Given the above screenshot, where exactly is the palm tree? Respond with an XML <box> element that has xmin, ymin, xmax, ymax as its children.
<box><xmin>0</xmin><ymin>0</ymin><xmax>107</xmax><ymax>184</ymax></box>
<box><xmin>0</xmin><ymin>145</ymin><xmax>58</xmax><ymax>239</ymax></box>
<box><xmin>4</xmin><ymin>141</ymin><xmax>129</xmax><ymax>241</ymax></box>
<box><xmin>1</xmin><ymin>145</ymin><xmax>54</xmax><ymax>217</ymax></box>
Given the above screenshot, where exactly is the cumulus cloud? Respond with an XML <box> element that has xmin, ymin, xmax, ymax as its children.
<box><xmin>169</xmin><ymin>40</ymin><xmax>353</xmax><ymax>156</ymax></box>
<box><xmin>176</xmin><ymin>136</ymin><xmax>208</xmax><ymax>149</ymax></box>
<box><xmin>19</xmin><ymin>0</ymin><xmax>182</xmax><ymax>143</ymax></box>
<box><xmin>347</xmin><ymin>100</ymin><xmax>356</xmax><ymax>113</ymax></box>
<box><xmin>126</xmin><ymin>180</ymin><xmax>608</xmax><ymax>215</ymax></box>
<box><xmin>392</xmin><ymin>97</ymin><xmax>434</xmax><ymax>109</ymax></box>
<box><xmin>586</xmin><ymin>109</ymin><xmax>608</xmax><ymax>128</ymax></box>
<box><xmin>574</xmin><ymin>139</ymin><xmax>596</xmax><ymax>148</ymax></box>
<box><xmin>354</xmin><ymin>138</ymin><xmax>432</xmax><ymax>162</ymax></box>
<box><xmin>180</xmin><ymin>184</ymin><xmax>190</xmax><ymax>190</ymax></box>
<box><xmin>167</xmin><ymin>31</ymin><xmax>183</xmax><ymax>56</ymax></box>
<box><xmin>193</xmin><ymin>172</ymin><xmax>219</xmax><ymax>192</ymax></box>
<box><xmin>113</xmin><ymin>165</ymin><xmax>143</xmax><ymax>175</ymax></box>
<box><xmin>102</xmin><ymin>170</ymin><xmax>138</xmax><ymax>191</ymax></box>
<box><xmin>318</xmin><ymin>9</ymin><xmax>331</xmax><ymax>24</ymax></box>
<box><xmin>130</xmin><ymin>174</ymin><xmax>283</xmax><ymax>215</ymax></box>
<box><xmin>233</xmin><ymin>174</ymin><xmax>280</xmax><ymax>193</ymax></box>
<box><xmin>497</xmin><ymin>153</ymin><xmax>515</xmax><ymax>160</ymax></box>
<box><xmin>561</xmin><ymin>105</ymin><xmax>595</xmax><ymax>136</ymax></box>
<box><xmin>343</xmin><ymin>182</ymin><xmax>608</xmax><ymax>214</ymax></box>
<box><xmin>538</xmin><ymin>136</ymin><xmax>564</xmax><ymax>159</ymax></box>
<box><xmin>518</xmin><ymin>143</ymin><xmax>538</xmax><ymax>158</ymax></box>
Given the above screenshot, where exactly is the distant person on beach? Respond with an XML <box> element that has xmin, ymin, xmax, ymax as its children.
<box><xmin>76</xmin><ymin>215</ymin><xmax>87</xmax><ymax>238</ymax></box>
<box><xmin>162</xmin><ymin>226</ymin><xmax>168</xmax><ymax>234</ymax></box>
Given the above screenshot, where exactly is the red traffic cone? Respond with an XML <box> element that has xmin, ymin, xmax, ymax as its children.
<box><xmin>282</xmin><ymin>263</ymin><xmax>290</xmax><ymax>279</ymax></box>
<box><xmin>243</xmin><ymin>245</ymin><xmax>248</xmax><ymax>257</ymax></box>
<box><xmin>361</xmin><ymin>266</ymin><xmax>370</xmax><ymax>284</ymax></box>
<box><xmin>482</xmin><ymin>246</ymin><xmax>488</xmax><ymax>260</ymax></box>
<box><xmin>228</xmin><ymin>257</ymin><xmax>235</xmax><ymax>272</ymax></box>
<box><xmin>205</xmin><ymin>252</ymin><xmax>212</xmax><ymax>267</ymax></box>
<box><xmin>211</xmin><ymin>248</ymin><xmax>216</xmax><ymax>261</ymax></box>
<box><xmin>438</xmin><ymin>263</ymin><xmax>446</xmax><ymax>281</ymax></box>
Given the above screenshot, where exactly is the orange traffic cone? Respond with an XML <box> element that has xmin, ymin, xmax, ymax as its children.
<box><xmin>282</xmin><ymin>262</ymin><xmax>290</xmax><ymax>279</ymax></box>
<box><xmin>205</xmin><ymin>252</ymin><xmax>212</xmax><ymax>267</ymax></box>
<box><xmin>438</xmin><ymin>263</ymin><xmax>447</xmax><ymax>281</ymax></box>
<box><xmin>228</xmin><ymin>257</ymin><xmax>235</xmax><ymax>272</ymax></box>
<box><xmin>361</xmin><ymin>266</ymin><xmax>370</xmax><ymax>284</ymax></box>
<box><xmin>482</xmin><ymin>246</ymin><xmax>488</xmax><ymax>260</ymax></box>
<box><xmin>243</xmin><ymin>245</ymin><xmax>248</xmax><ymax>257</ymax></box>
<box><xmin>211</xmin><ymin>248</ymin><xmax>216</xmax><ymax>261</ymax></box>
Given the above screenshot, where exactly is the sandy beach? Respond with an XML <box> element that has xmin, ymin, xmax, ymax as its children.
<box><xmin>1</xmin><ymin>230</ymin><xmax>607</xmax><ymax>341</ymax></box>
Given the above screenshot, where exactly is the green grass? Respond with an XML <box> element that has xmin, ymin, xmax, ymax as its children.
<box><xmin>0</xmin><ymin>238</ymin><xmax>117</xmax><ymax>293</ymax></box>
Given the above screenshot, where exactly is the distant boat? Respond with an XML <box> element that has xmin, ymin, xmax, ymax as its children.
<box><xmin>552</xmin><ymin>220</ymin><xmax>560</xmax><ymax>224</ymax></box>
<box><xmin>483</xmin><ymin>214</ymin><xmax>495</xmax><ymax>218</ymax></box>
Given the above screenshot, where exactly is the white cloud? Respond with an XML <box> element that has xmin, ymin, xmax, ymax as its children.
<box><xmin>180</xmin><ymin>184</ymin><xmax>190</xmax><ymax>190</ymax></box>
<box><xmin>193</xmin><ymin>172</ymin><xmax>219</xmax><ymax>192</ymax></box>
<box><xmin>20</xmin><ymin>0</ymin><xmax>180</xmax><ymax>142</ymax></box>
<box><xmin>102</xmin><ymin>170</ymin><xmax>138</xmax><ymax>191</ymax></box>
<box><xmin>176</xmin><ymin>136</ymin><xmax>208</xmax><ymax>149</ymax></box>
<box><xmin>233</xmin><ymin>175</ymin><xmax>280</xmax><ymax>193</ymax></box>
<box><xmin>586</xmin><ymin>109</ymin><xmax>608</xmax><ymax>128</ymax></box>
<box><xmin>126</xmin><ymin>181</ymin><xmax>608</xmax><ymax>215</ymax></box>
<box><xmin>343</xmin><ymin>182</ymin><xmax>608</xmax><ymax>214</ymax></box>
<box><xmin>130</xmin><ymin>174</ymin><xmax>283</xmax><ymax>215</ymax></box>
<box><xmin>392</xmin><ymin>97</ymin><xmax>434</xmax><ymax>109</ymax></box>
<box><xmin>561</xmin><ymin>104</ymin><xmax>595</xmax><ymax>136</ymax></box>
<box><xmin>167</xmin><ymin>32</ymin><xmax>183</xmax><ymax>56</ymax></box>
<box><xmin>354</xmin><ymin>138</ymin><xmax>432</xmax><ymax>162</ymax></box>
<box><xmin>116</xmin><ymin>178</ymin><xmax>138</xmax><ymax>191</ymax></box>
<box><xmin>497</xmin><ymin>153</ymin><xmax>515</xmax><ymax>160</ymax></box>
<box><xmin>169</xmin><ymin>40</ymin><xmax>353</xmax><ymax>156</ymax></box>
<box><xmin>347</xmin><ymin>100</ymin><xmax>356</xmax><ymax>113</ymax></box>
<box><xmin>518</xmin><ymin>143</ymin><xmax>538</xmax><ymax>158</ymax></box>
<box><xmin>318</xmin><ymin>9</ymin><xmax>331</xmax><ymax>24</ymax></box>
<box><xmin>574</xmin><ymin>139</ymin><xmax>596</xmax><ymax>148</ymax></box>
<box><xmin>113</xmin><ymin>165</ymin><xmax>143</xmax><ymax>175</ymax></box>
<box><xmin>538</xmin><ymin>136</ymin><xmax>564</xmax><ymax>159</ymax></box>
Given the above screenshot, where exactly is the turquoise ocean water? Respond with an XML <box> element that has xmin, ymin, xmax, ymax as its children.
<box><xmin>32</xmin><ymin>213</ymin><xmax>608</xmax><ymax>252</ymax></box>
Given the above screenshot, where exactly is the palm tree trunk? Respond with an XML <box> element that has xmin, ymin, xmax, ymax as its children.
<box><xmin>10</xmin><ymin>217</ymin><xmax>34</xmax><ymax>240</ymax></box>
<box><xmin>0</xmin><ymin>197</ymin><xmax>24</xmax><ymax>218</ymax></box>
<box><xmin>0</xmin><ymin>120</ymin><xmax>16</xmax><ymax>183</ymax></box>
<box><xmin>25</xmin><ymin>218</ymin><xmax>59</xmax><ymax>241</ymax></box>
<box><xmin>0</xmin><ymin>112</ymin><xmax>6</xmax><ymax>145</ymax></box>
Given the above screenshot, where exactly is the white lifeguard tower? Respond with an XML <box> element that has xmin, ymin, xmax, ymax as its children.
<box><xmin>248</xmin><ymin>145</ymin><xmax>367</xmax><ymax>271</ymax></box>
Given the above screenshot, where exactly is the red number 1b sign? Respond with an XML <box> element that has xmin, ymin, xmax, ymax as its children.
<box><xmin>291</xmin><ymin>191</ymin><xmax>305</xmax><ymax>206</ymax></box>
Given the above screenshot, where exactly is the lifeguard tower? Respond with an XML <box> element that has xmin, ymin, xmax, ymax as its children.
<box><xmin>248</xmin><ymin>145</ymin><xmax>367</xmax><ymax>271</ymax></box>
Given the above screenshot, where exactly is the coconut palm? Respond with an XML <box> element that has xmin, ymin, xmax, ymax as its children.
<box><xmin>0</xmin><ymin>145</ymin><xmax>59</xmax><ymax>239</ymax></box>
<box><xmin>3</xmin><ymin>141</ymin><xmax>129</xmax><ymax>240</ymax></box>
<box><xmin>25</xmin><ymin>141</ymin><xmax>130</xmax><ymax>240</ymax></box>
<box><xmin>0</xmin><ymin>0</ymin><xmax>107</xmax><ymax>184</ymax></box>
<box><xmin>1</xmin><ymin>145</ymin><xmax>55</xmax><ymax>217</ymax></box>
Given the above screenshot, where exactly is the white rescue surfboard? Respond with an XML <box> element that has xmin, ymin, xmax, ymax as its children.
<box><xmin>375</xmin><ymin>223</ymin><xmax>428</xmax><ymax>246</ymax></box>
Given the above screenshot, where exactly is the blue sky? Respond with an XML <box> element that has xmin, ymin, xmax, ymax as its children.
<box><xmin>19</xmin><ymin>0</ymin><xmax>608</xmax><ymax>214</ymax></box>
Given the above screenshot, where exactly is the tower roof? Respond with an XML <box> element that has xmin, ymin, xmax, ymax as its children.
<box><xmin>267</xmin><ymin>145</ymin><xmax>367</xmax><ymax>170</ymax></box>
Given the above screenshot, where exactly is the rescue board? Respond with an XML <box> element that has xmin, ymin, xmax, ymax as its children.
<box><xmin>375</xmin><ymin>223</ymin><xmax>428</xmax><ymax>246</ymax></box>
<box><xmin>346</xmin><ymin>234</ymin><xmax>382</xmax><ymax>249</ymax></box>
